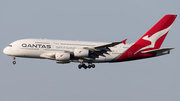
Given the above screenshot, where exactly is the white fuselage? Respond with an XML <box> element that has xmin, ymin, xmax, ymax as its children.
<box><xmin>3</xmin><ymin>15</ymin><xmax>176</xmax><ymax>68</ymax></box>
<box><xmin>3</xmin><ymin>39</ymin><xmax>132</xmax><ymax>63</ymax></box>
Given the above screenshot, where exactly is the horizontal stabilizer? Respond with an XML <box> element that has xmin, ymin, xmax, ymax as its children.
<box><xmin>141</xmin><ymin>48</ymin><xmax>174</xmax><ymax>54</ymax></box>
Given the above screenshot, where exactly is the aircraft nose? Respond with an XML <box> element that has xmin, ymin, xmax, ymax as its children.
<box><xmin>3</xmin><ymin>47</ymin><xmax>7</xmax><ymax>54</ymax></box>
<box><xmin>3</xmin><ymin>47</ymin><xmax>9</xmax><ymax>55</ymax></box>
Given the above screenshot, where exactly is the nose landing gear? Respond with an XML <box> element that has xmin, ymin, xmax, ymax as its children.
<box><xmin>12</xmin><ymin>57</ymin><xmax>16</xmax><ymax>65</ymax></box>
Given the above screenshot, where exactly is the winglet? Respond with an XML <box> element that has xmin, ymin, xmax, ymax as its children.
<box><xmin>121</xmin><ymin>39</ymin><xmax>127</xmax><ymax>44</ymax></box>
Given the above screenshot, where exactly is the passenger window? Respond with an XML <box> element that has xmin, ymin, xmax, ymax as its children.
<box><xmin>8</xmin><ymin>45</ymin><xmax>12</xmax><ymax>47</ymax></box>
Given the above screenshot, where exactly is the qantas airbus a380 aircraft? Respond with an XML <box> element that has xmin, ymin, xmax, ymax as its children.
<box><xmin>3</xmin><ymin>15</ymin><xmax>177</xmax><ymax>69</ymax></box>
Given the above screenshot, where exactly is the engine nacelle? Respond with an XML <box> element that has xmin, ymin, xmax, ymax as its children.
<box><xmin>74</xmin><ymin>49</ymin><xmax>89</xmax><ymax>57</ymax></box>
<box><xmin>55</xmin><ymin>52</ymin><xmax>70</xmax><ymax>61</ymax></box>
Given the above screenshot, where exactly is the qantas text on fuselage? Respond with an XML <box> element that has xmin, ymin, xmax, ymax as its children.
<box><xmin>3</xmin><ymin>14</ymin><xmax>177</xmax><ymax>69</ymax></box>
<box><xmin>21</xmin><ymin>43</ymin><xmax>51</xmax><ymax>48</ymax></box>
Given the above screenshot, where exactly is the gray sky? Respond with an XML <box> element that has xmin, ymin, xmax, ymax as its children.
<box><xmin>0</xmin><ymin>0</ymin><xmax>180</xmax><ymax>101</ymax></box>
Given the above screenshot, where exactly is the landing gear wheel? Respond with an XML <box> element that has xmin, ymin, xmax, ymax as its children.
<box><xmin>12</xmin><ymin>57</ymin><xmax>16</xmax><ymax>65</ymax></box>
<box><xmin>13</xmin><ymin>61</ymin><xmax>16</xmax><ymax>65</ymax></box>
<box><xmin>88</xmin><ymin>65</ymin><xmax>91</xmax><ymax>69</ymax></box>
<box><xmin>87</xmin><ymin>63</ymin><xmax>95</xmax><ymax>69</ymax></box>
<box><xmin>82</xmin><ymin>64</ymin><xmax>87</xmax><ymax>69</ymax></box>
<box><xmin>92</xmin><ymin>64</ymin><xmax>95</xmax><ymax>68</ymax></box>
<box><xmin>78</xmin><ymin>64</ymin><xmax>82</xmax><ymax>69</ymax></box>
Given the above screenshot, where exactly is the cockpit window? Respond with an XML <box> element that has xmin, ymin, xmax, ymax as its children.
<box><xmin>8</xmin><ymin>45</ymin><xmax>12</xmax><ymax>47</ymax></box>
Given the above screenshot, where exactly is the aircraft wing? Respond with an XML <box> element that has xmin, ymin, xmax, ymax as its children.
<box><xmin>84</xmin><ymin>42</ymin><xmax>120</xmax><ymax>51</ymax></box>
<box><xmin>94</xmin><ymin>41</ymin><xmax>123</xmax><ymax>49</ymax></box>
<box><xmin>84</xmin><ymin>39</ymin><xmax>127</xmax><ymax>51</ymax></box>
<box><xmin>40</xmin><ymin>39</ymin><xmax>127</xmax><ymax>61</ymax></box>
<box><xmin>83</xmin><ymin>39</ymin><xmax>127</xmax><ymax>59</ymax></box>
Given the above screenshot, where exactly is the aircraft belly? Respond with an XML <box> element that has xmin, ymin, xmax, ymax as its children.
<box><xmin>94</xmin><ymin>56</ymin><xmax>114</xmax><ymax>62</ymax></box>
<box><xmin>16</xmin><ymin>49</ymin><xmax>41</xmax><ymax>58</ymax></box>
<box><xmin>94</xmin><ymin>56</ymin><xmax>106</xmax><ymax>62</ymax></box>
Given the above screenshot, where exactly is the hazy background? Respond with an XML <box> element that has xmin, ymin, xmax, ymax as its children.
<box><xmin>0</xmin><ymin>0</ymin><xmax>179</xmax><ymax>101</ymax></box>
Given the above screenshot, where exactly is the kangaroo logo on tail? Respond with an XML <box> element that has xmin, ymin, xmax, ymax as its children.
<box><xmin>134</xmin><ymin>25</ymin><xmax>172</xmax><ymax>54</ymax></box>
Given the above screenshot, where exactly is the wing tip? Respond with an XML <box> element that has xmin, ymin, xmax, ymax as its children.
<box><xmin>121</xmin><ymin>39</ymin><xmax>127</xmax><ymax>44</ymax></box>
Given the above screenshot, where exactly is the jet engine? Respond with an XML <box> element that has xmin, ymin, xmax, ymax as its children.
<box><xmin>55</xmin><ymin>52</ymin><xmax>70</xmax><ymax>61</ymax></box>
<box><xmin>74</xmin><ymin>49</ymin><xmax>89</xmax><ymax>57</ymax></box>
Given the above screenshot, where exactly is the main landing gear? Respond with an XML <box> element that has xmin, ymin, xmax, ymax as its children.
<box><xmin>12</xmin><ymin>57</ymin><xmax>16</xmax><ymax>65</ymax></box>
<box><xmin>78</xmin><ymin>63</ymin><xmax>95</xmax><ymax>69</ymax></box>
